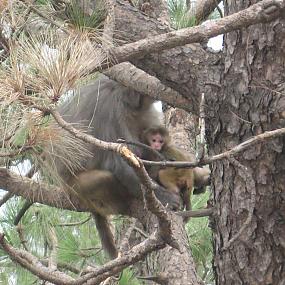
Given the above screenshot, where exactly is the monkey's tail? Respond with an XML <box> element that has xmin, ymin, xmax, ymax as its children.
<box><xmin>92</xmin><ymin>213</ymin><xmax>118</xmax><ymax>259</ymax></box>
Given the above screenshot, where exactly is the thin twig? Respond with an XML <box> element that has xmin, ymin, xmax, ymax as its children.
<box><xmin>16</xmin><ymin>224</ymin><xmax>29</xmax><ymax>251</ymax></box>
<box><xmin>117</xmin><ymin>138</ymin><xmax>165</xmax><ymax>160</ymax></box>
<box><xmin>14</xmin><ymin>201</ymin><xmax>33</xmax><ymax>225</ymax></box>
<box><xmin>55</xmin><ymin>215</ymin><xmax>91</xmax><ymax>227</ymax></box>
<box><xmin>178</xmin><ymin>207</ymin><xmax>214</xmax><ymax>219</ymax></box>
<box><xmin>20</xmin><ymin>0</ymin><xmax>69</xmax><ymax>34</ymax></box>
<box><xmin>48</xmin><ymin>227</ymin><xmax>58</xmax><ymax>272</ymax></box>
<box><xmin>0</xmin><ymin>192</ymin><xmax>14</xmax><ymax>207</ymax></box>
<box><xmin>142</xmin><ymin>127</ymin><xmax>285</xmax><ymax>168</ymax></box>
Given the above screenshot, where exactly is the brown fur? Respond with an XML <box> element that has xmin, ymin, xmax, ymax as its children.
<box><xmin>142</xmin><ymin>126</ymin><xmax>210</xmax><ymax>218</ymax></box>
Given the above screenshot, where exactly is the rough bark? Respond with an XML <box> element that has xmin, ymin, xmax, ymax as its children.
<box><xmin>120</xmin><ymin>210</ymin><xmax>201</xmax><ymax>285</ymax></box>
<box><xmin>206</xmin><ymin>1</ymin><xmax>285</xmax><ymax>284</ymax></box>
<box><xmin>110</xmin><ymin>3</ymin><xmax>202</xmax><ymax>284</ymax></box>
<box><xmin>112</xmin><ymin>0</ymin><xmax>222</xmax><ymax>113</ymax></box>
<box><xmin>143</xmin><ymin>213</ymin><xmax>201</xmax><ymax>285</ymax></box>
<box><xmin>195</xmin><ymin>0</ymin><xmax>222</xmax><ymax>24</ymax></box>
<box><xmin>165</xmin><ymin>108</ymin><xmax>199</xmax><ymax>152</ymax></box>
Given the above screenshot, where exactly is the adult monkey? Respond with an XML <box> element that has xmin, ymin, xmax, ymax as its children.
<box><xmin>54</xmin><ymin>75</ymin><xmax>180</xmax><ymax>259</ymax></box>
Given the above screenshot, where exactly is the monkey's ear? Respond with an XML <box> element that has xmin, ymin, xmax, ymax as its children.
<box><xmin>122</xmin><ymin>88</ymin><xmax>142</xmax><ymax>109</ymax></box>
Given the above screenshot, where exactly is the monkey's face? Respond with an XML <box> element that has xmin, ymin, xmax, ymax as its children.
<box><xmin>149</xmin><ymin>133</ymin><xmax>164</xmax><ymax>151</ymax></box>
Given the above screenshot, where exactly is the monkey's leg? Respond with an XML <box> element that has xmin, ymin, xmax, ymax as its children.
<box><xmin>68</xmin><ymin>169</ymin><xmax>133</xmax><ymax>259</ymax></box>
<box><xmin>69</xmin><ymin>169</ymin><xmax>132</xmax><ymax>216</ymax></box>
<box><xmin>182</xmin><ymin>173</ymin><xmax>194</xmax><ymax>223</ymax></box>
<box><xmin>158</xmin><ymin>169</ymin><xmax>180</xmax><ymax>195</ymax></box>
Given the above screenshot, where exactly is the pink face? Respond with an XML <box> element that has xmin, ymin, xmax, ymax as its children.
<box><xmin>149</xmin><ymin>133</ymin><xmax>164</xmax><ymax>151</ymax></box>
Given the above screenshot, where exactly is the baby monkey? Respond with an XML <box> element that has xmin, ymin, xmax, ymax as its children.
<box><xmin>142</xmin><ymin>126</ymin><xmax>210</xmax><ymax>215</ymax></box>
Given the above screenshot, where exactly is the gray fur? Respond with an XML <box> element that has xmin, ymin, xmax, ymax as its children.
<box><xmin>57</xmin><ymin>75</ymin><xmax>165</xmax><ymax>200</ymax></box>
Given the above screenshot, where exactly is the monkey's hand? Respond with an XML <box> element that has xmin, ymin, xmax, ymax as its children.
<box><xmin>154</xmin><ymin>186</ymin><xmax>181</xmax><ymax>210</ymax></box>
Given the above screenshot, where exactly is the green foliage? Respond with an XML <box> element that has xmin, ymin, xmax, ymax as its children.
<box><xmin>187</xmin><ymin>191</ymin><xmax>214</xmax><ymax>283</ymax></box>
<box><xmin>168</xmin><ymin>0</ymin><xmax>196</xmax><ymax>29</ymax></box>
<box><xmin>0</xmin><ymin>196</ymin><xmax>105</xmax><ymax>283</ymax></box>
<box><xmin>63</xmin><ymin>0</ymin><xmax>106</xmax><ymax>30</ymax></box>
<box><xmin>119</xmin><ymin>268</ymin><xmax>141</xmax><ymax>285</ymax></box>
<box><xmin>35</xmin><ymin>0</ymin><xmax>50</xmax><ymax>5</ymax></box>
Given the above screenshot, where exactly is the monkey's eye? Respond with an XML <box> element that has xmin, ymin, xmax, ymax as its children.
<box><xmin>152</xmin><ymin>139</ymin><xmax>157</xmax><ymax>142</ymax></box>
<box><xmin>159</xmin><ymin>140</ymin><xmax>163</xmax><ymax>143</ymax></box>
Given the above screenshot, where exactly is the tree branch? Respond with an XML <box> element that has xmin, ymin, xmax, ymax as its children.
<box><xmin>96</xmin><ymin>0</ymin><xmax>285</xmax><ymax>71</ymax></box>
<box><xmin>0</xmin><ymin>192</ymin><xmax>14</xmax><ymax>207</ymax></box>
<box><xmin>142</xmin><ymin>127</ymin><xmax>285</xmax><ymax>168</ymax></box>
<box><xmin>0</xmin><ymin>233</ymin><xmax>74</xmax><ymax>285</ymax></box>
<box><xmin>104</xmin><ymin>62</ymin><xmax>194</xmax><ymax>112</ymax></box>
<box><xmin>195</xmin><ymin>0</ymin><xmax>223</xmax><ymax>25</ymax></box>
<box><xmin>178</xmin><ymin>207</ymin><xmax>214</xmax><ymax>219</ymax></box>
<box><xmin>0</xmin><ymin>168</ymin><xmax>86</xmax><ymax>212</ymax></box>
<box><xmin>73</xmin><ymin>233</ymin><xmax>165</xmax><ymax>285</ymax></box>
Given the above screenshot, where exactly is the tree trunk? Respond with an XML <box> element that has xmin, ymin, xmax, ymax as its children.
<box><xmin>207</xmin><ymin>1</ymin><xmax>285</xmax><ymax>284</ymax></box>
<box><xmin>142</xmin><ymin>212</ymin><xmax>201</xmax><ymax>285</ymax></box>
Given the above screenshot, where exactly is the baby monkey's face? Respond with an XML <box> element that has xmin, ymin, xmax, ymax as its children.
<box><xmin>149</xmin><ymin>133</ymin><xmax>164</xmax><ymax>151</ymax></box>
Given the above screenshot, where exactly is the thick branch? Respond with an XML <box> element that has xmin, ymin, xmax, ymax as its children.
<box><xmin>104</xmin><ymin>62</ymin><xmax>193</xmax><ymax>112</ymax></box>
<box><xmin>0</xmin><ymin>168</ymin><xmax>86</xmax><ymax>211</ymax></box>
<box><xmin>105</xmin><ymin>0</ymin><xmax>285</xmax><ymax>69</ymax></box>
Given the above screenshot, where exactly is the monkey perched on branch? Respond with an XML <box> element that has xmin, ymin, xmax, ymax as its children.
<box><xmin>141</xmin><ymin>126</ymin><xmax>210</xmax><ymax>216</ymax></box>
<box><xmin>50</xmin><ymin>75</ymin><xmax>180</xmax><ymax>259</ymax></box>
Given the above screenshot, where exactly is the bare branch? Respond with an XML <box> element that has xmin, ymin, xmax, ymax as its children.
<box><xmin>118</xmin><ymin>218</ymin><xmax>137</xmax><ymax>254</ymax></box>
<box><xmin>14</xmin><ymin>201</ymin><xmax>33</xmax><ymax>226</ymax></box>
<box><xmin>0</xmin><ymin>192</ymin><xmax>14</xmax><ymax>207</ymax></box>
<box><xmin>178</xmin><ymin>207</ymin><xmax>214</xmax><ymax>219</ymax></box>
<box><xmin>103</xmin><ymin>3</ymin><xmax>191</xmax><ymax>113</ymax></box>
<box><xmin>142</xmin><ymin>127</ymin><xmax>285</xmax><ymax>168</ymax></box>
<box><xmin>0</xmin><ymin>168</ymin><xmax>86</xmax><ymax>212</ymax></box>
<box><xmin>20</xmin><ymin>0</ymin><xmax>69</xmax><ymax>34</ymax></box>
<box><xmin>0</xmin><ymin>233</ymin><xmax>75</xmax><ymax>285</ymax></box>
<box><xmin>117</xmin><ymin>138</ymin><xmax>165</xmax><ymax>160</ymax></box>
<box><xmin>195</xmin><ymin>0</ymin><xmax>223</xmax><ymax>24</ymax></box>
<box><xmin>74</xmin><ymin>233</ymin><xmax>165</xmax><ymax>285</ymax></box>
<box><xmin>104</xmin><ymin>62</ymin><xmax>193</xmax><ymax>112</ymax></box>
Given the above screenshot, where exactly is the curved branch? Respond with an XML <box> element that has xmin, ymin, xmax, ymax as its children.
<box><xmin>104</xmin><ymin>62</ymin><xmax>194</xmax><ymax>112</ymax></box>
